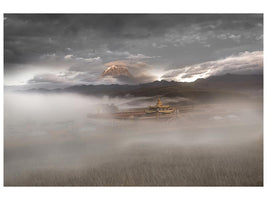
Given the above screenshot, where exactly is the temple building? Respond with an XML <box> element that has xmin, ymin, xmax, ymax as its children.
<box><xmin>145</xmin><ymin>98</ymin><xmax>175</xmax><ymax>115</ymax></box>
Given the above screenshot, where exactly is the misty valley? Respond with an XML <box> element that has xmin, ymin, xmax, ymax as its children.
<box><xmin>4</xmin><ymin>14</ymin><xmax>263</xmax><ymax>187</ymax></box>
<box><xmin>4</xmin><ymin>85</ymin><xmax>263</xmax><ymax>186</ymax></box>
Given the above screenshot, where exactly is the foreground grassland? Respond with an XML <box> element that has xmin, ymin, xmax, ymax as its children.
<box><xmin>5</xmin><ymin>125</ymin><xmax>263</xmax><ymax>186</ymax></box>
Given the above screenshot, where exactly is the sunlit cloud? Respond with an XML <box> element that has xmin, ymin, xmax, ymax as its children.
<box><xmin>4</xmin><ymin>15</ymin><xmax>263</xmax><ymax>88</ymax></box>
<box><xmin>162</xmin><ymin>51</ymin><xmax>263</xmax><ymax>82</ymax></box>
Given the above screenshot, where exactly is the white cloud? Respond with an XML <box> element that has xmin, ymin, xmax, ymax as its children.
<box><xmin>105</xmin><ymin>50</ymin><xmax>153</xmax><ymax>60</ymax></box>
<box><xmin>64</xmin><ymin>54</ymin><xmax>102</xmax><ymax>63</ymax></box>
<box><xmin>28</xmin><ymin>73</ymin><xmax>68</xmax><ymax>84</ymax></box>
<box><xmin>162</xmin><ymin>51</ymin><xmax>263</xmax><ymax>82</ymax></box>
<box><xmin>228</xmin><ymin>34</ymin><xmax>241</xmax><ymax>42</ymax></box>
<box><xmin>28</xmin><ymin>71</ymin><xmax>87</xmax><ymax>87</ymax></box>
<box><xmin>64</xmin><ymin>54</ymin><xmax>73</xmax><ymax>59</ymax></box>
<box><xmin>217</xmin><ymin>34</ymin><xmax>227</xmax><ymax>40</ymax></box>
<box><xmin>106</xmin><ymin>50</ymin><xmax>130</xmax><ymax>56</ymax></box>
<box><xmin>82</xmin><ymin>56</ymin><xmax>102</xmax><ymax>62</ymax></box>
<box><xmin>152</xmin><ymin>43</ymin><xmax>168</xmax><ymax>48</ymax></box>
<box><xmin>217</xmin><ymin>33</ymin><xmax>241</xmax><ymax>42</ymax></box>
<box><xmin>165</xmin><ymin>29</ymin><xmax>212</xmax><ymax>47</ymax></box>
<box><xmin>126</xmin><ymin>54</ymin><xmax>152</xmax><ymax>60</ymax></box>
<box><xmin>166</xmin><ymin>29</ymin><xmax>243</xmax><ymax>47</ymax></box>
<box><xmin>256</xmin><ymin>34</ymin><xmax>263</xmax><ymax>40</ymax></box>
<box><xmin>40</xmin><ymin>53</ymin><xmax>57</xmax><ymax>59</ymax></box>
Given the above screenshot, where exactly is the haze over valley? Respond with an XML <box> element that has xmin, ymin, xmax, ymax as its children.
<box><xmin>4</xmin><ymin>14</ymin><xmax>263</xmax><ymax>186</ymax></box>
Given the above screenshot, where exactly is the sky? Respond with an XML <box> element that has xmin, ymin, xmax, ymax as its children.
<box><xmin>4</xmin><ymin>14</ymin><xmax>263</xmax><ymax>88</ymax></box>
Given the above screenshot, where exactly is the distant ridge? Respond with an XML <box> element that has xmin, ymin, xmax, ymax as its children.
<box><xmin>193</xmin><ymin>73</ymin><xmax>263</xmax><ymax>89</ymax></box>
<box><xmin>25</xmin><ymin>74</ymin><xmax>263</xmax><ymax>101</ymax></box>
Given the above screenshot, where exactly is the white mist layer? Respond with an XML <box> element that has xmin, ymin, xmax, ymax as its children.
<box><xmin>4</xmin><ymin>91</ymin><xmax>263</xmax><ymax>185</ymax></box>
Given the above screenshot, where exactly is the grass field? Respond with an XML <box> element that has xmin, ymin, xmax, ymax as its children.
<box><xmin>4</xmin><ymin>94</ymin><xmax>263</xmax><ymax>186</ymax></box>
<box><xmin>6</xmin><ymin>147</ymin><xmax>262</xmax><ymax>186</ymax></box>
<box><xmin>5</xmin><ymin>122</ymin><xmax>263</xmax><ymax>186</ymax></box>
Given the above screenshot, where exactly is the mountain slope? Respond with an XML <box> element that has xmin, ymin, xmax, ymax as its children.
<box><xmin>194</xmin><ymin>73</ymin><xmax>263</xmax><ymax>90</ymax></box>
<box><xmin>26</xmin><ymin>74</ymin><xmax>263</xmax><ymax>101</ymax></box>
<box><xmin>102</xmin><ymin>65</ymin><xmax>133</xmax><ymax>78</ymax></box>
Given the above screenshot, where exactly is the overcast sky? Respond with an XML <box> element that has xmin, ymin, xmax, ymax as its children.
<box><xmin>4</xmin><ymin>14</ymin><xmax>263</xmax><ymax>88</ymax></box>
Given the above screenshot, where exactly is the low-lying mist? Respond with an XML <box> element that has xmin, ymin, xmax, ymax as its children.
<box><xmin>4</xmin><ymin>91</ymin><xmax>263</xmax><ymax>186</ymax></box>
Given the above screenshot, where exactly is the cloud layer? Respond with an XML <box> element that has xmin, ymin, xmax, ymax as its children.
<box><xmin>4</xmin><ymin>14</ymin><xmax>263</xmax><ymax>87</ymax></box>
<box><xmin>162</xmin><ymin>51</ymin><xmax>263</xmax><ymax>82</ymax></box>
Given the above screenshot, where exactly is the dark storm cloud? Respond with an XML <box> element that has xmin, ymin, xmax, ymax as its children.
<box><xmin>4</xmin><ymin>14</ymin><xmax>263</xmax><ymax>86</ymax></box>
<box><xmin>5</xmin><ymin>14</ymin><xmax>262</xmax><ymax>64</ymax></box>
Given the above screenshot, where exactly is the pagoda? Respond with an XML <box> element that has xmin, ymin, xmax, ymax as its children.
<box><xmin>145</xmin><ymin>98</ymin><xmax>175</xmax><ymax>115</ymax></box>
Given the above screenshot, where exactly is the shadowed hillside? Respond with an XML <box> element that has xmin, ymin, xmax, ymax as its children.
<box><xmin>25</xmin><ymin>74</ymin><xmax>263</xmax><ymax>102</ymax></box>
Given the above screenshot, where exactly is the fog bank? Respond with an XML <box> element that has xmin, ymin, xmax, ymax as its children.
<box><xmin>4</xmin><ymin>92</ymin><xmax>263</xmax><ymax>186</ymax></box>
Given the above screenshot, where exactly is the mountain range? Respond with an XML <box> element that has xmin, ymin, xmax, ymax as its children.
<box><xmin>26</xmin><ymin>73</ymin><xmax>263</xmax><ymax>102</ymax></box>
